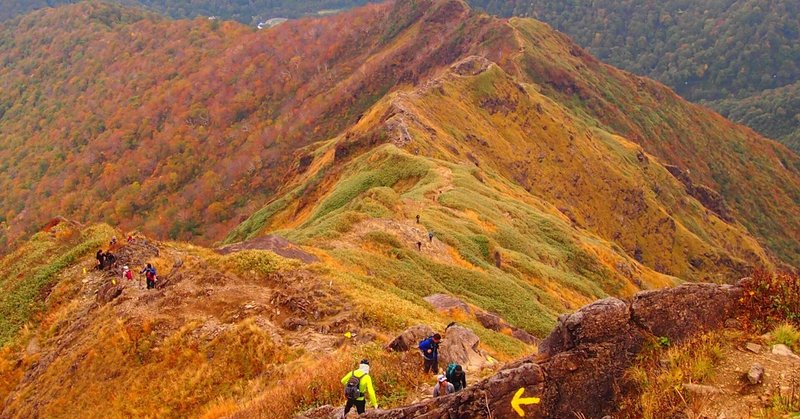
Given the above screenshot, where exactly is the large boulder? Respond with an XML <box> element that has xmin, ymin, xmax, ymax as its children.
<box><xmin>475</xmin><ymin>311</ymin><xmax>539</xmax><ymax>345</ymax></box>
<box><xmin>631</xmin><ymin>282</ymin><xmax>741</xmax><ymax>342</ymax></box>
<box><xmin>439</xmin><ymin>325</ymin><xmax>484</xmax><ymax>369</ymax></box>
<box><xmin>386</xmin><ymin>325</ymin><xmax>434</xmax><ymax>352</ymax></box>
<box><xmin>424</xmin><ymin>294</ymin><xmax>472</xmax><ymax>316</ymax></box>
<box><xmin>538</xmin><ymin>297</ymin><xmax>637</xmax><ymax>356</ymax></box>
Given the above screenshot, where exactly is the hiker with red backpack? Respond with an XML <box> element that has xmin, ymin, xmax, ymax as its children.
<box><xmin>340</xmin><ymin>359</ymin><xmax>377</xmax><ymax>416</ymax></box>
<box><xmin>418</xmin><ymin>333</ymin><xmax>441</xmax><ymax>374</ymax></box>
<box><xmin>122</xmin><ymin>266</ymin><xmax>133</xmax><ymax>282</ymax></box>
<box><xmin>141</xmin><ymin>263</ymin><xmax>157</xmax><ymax>289</ymax></box>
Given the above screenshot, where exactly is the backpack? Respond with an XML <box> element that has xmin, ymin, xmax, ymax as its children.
<box><xmin>446</xmin><ymin>362</ymin><xmax>459</xmax><ymax>382</ymax></box>
<box><xmin>344</xmin><ymin>371</ymin><xmax>363</xmax><ymax>401</ymax></box>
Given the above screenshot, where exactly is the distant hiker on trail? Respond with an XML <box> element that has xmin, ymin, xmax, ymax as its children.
<box><xmin>127</xmin><ymin>235</ymin><xmax>134</xmax><ymax>243</ymax></box>
<box><xmin>96</xmin><ymin>250</ymin><xmax>105</xmax><ymax>269</ymax></box>
<box><xmin>419</xmin><ymin>333</ymin><xmax>441</xmax><ymax>373</ymax></box>
<box><xmin>416</xmin><ymin>215</ymin><xmax>420</xmax><ymax>224</ymax></box>
<box><xmin>110</xmin><ymin>236</ymin><xmax>117</xmax><ymax>247</ymax></box>
<box><xmin>103</xmin><ymin>251</ymin><xmax>116</xmax><ymax>268</ymax></box>
<box><xmin>445</xmin><ymin>363</ymin><xmax>467</xmax><ymax>392</ymax></box>
<box><xmin>122</xmin><ymin>266</ymin><xmax>133</xmax><ymax>282</ymax></box>
<box><xmin>141</xmin><ymin>263</ymin><xmax>157</xmax><ymax>289</ymax></box>
<box><xmin>433</xmin><ymin>374</ymin><xmax>455</xmax><ymax>397</ymax></box>
<box><xmin>428</xmin><ymin>231</ymin><xmax>434</xmax><ymax>243</ymax></box>
<box><xmin>341</xmin><ymin>359</ymin><xmax>378</xmax><ymax>416</ymax></box>
<box><xmin>416</xmin><ymin>241</ymin><xmax>422</xmax><ymax>251</ymax></box>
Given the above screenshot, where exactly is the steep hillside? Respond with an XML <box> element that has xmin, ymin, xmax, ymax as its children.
<box><xmin>0</xmin><ymin>0</ymin><xmax>507</xmax><ymax>248</ymax></box>
<box><xmin>1</xmin><ymin>1</ymin><xmax>798</xmax><ymax>263</ymax></box>
<box><xmin>5</xmin><ymin>1</ymin><xmax>797</xmax><ymax>149</ymax></box>
<box><xmin>228</xmin><ymin>0</ymin><xmax>800</xmax><ymax>271</ymax></box>
<box><xmin>0</xmin><ymin>221</ymin><xmax>476</xmax><ymax>417</ymax></box>
<box><xmin>0</xmin><ymin>0</ymin><xmax>381</xmax><ymax>23</ymax></box>
<box><xmin>469</xmin><ymin>0</ymin><xmax>800</xmax><ymax>152</ymax></box>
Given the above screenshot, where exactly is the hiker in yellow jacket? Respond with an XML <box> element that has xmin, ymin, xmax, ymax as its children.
<box><xmin>341</xmin><ymin>359</ymin><xmax>377</xmax><ymax>416</ymax></box>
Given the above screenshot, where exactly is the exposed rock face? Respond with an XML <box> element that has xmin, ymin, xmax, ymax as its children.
<box><xmin>424</xmin><ymin>294</ymin><xmax>472</xmax><ymax>316</ymax></box>
<box><xmin>387</xmin><ymin>324</ymin><xmax>490</xmax><ymax>372</ymax></box>
<box><xmin>307</xmin><ymin>281</ymin><xmax>745</xmax><ymax>419</ymax></box>
<box><xmin>451</xmin><ymin>55</ymin><xmax>493</xmax><ymax>76</ymax></box>
<box><xmin>439</xmin><ymin>325</ymin><xmax>483</xmax><ymax>368</ymax></box>
<box><xmin>386</xmin><ymin>325</ymin><xmax>434</xmax><ymax>352</ymax></box>
<box><xmin>631</xmin><ymin>283</ymin><xmax>741</xmax><ymax>340</ymax></box>
<box><xmin>96</xmin><ymin>282</ymin><xmax>124</xmax><ymax>304</ymax></box>
<box><xmin>475</xmin><ymin>311</ymin><xmax>538</xmax><ymax>345</ymax></box>
<box><xmin>424</xmin><ymin>293</ymin><xmax>539</xmax><ymax>345</ymax></box>
<box><xmin>664</xmin><ymin>164</ymin><xmax>734</xmax><ymax>222</ymax></box>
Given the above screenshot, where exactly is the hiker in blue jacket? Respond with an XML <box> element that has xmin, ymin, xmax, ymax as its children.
<box><xmin>418</xmin><ymin>333</ymin><xmax>442</xmax><ymax>374</ymax></box>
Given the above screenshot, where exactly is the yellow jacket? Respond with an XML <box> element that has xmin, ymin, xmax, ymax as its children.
<box><xmin>341</xmin><ymin>367</ymin><xmax>377</xmax><ymax>408</ymax></box>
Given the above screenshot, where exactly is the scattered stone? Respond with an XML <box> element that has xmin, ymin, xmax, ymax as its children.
<box><xmin>771</xmin><ymin>344</ymin><xmax>800</xmax><ymax>359</ymax></box>
<box><xmin>745</xmin><ymin>342</ymin><xmax>762</xmax><ymax>354</ymax></box>
<box><xmin>724</xmin><ymin>318</ymin><xmax>743</xmax><ymax>330</ymax></box>
<box><xmin>683</xmin><ymin>383</ymin><xmax>725</xmax><ymax>395</ymax></box>
<box><xmin>281</xmin><ymin>317</ymin><xmax>308</xmax><ymax>331</ymax></box>
<box><xmin>25</xmin><ymin>338</ymin><xmax>40</xmax><ymax>356</ymax></box>
<box><xmin>747</xmin><ymin>363</ymin><xmax>765</xmax><ymax>385</ymax></box>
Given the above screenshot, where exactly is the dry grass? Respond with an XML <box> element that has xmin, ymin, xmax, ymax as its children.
<box><xmin>205</xmin><ymin>343</ymin><xmax>432</xmax><ymax>418</ymax></box>
<box><xmin>626</xmin><ymin>332</ymin><xmax>726</xmax><ymax>419</ymax></box>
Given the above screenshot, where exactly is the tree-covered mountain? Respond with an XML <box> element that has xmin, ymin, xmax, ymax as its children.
<box><xmin>0</xmin><ymin>0</ymin><xmax>377</xmax><ymax>23</ymax></box>
<box><xmin>4</xmin><ymin>0</ymin><xmax>797</xmax><ymax>150</ymax></box>
<box><xmin>711</xmin><ymin>81</ymin><xmax>800</xmax><ymax>152</ymax></box>
<box><xmin>469</xmin><ymin>0</ymin><xmax>800</xmax><ymax>150</ymax></box>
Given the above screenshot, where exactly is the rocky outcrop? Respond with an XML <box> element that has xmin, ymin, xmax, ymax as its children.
<box><xmin>451</xmin><ymin>56</ymin><xmax>492</xmax><ymax>76</ymax></box>
<box><xmin>387</xmin><ymin>324</ymin><xmax>492</xmax><ymax>372</ymax></box>
<box><xmin>631</xmin><ymin>282</ymin><xmax>740</xmax><ymax>339</ymax></box>
<box><xmin>305</xmin><ymin>281</ymin><xmax>745</xmax><ymax>419</ymax></box>
<box><xmin>424</xmin><ymin>294</ymin><xmax>539</xmax><ymax>345</ymax></box>
<box><xmin>664</xmin><ymin>164</ymin><xmax>734</xmax><ymax>222</ymax></box>
<box><xmin>424</xmin><ymin>294</ymin><xmax>472</xmax><ymax>316</ymax></box>
<box><xmin>438</xmin><ymin>325</ymin><xmax>485</xmax><ymax>368</ymax></box>
<box><xmin>386</xmin><ymin>325</ymin><xmax>435</xmax><ymax>352</ymax></box>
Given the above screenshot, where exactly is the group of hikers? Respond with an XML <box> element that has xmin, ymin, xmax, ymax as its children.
<box><xmin>414</xmin><ymin>215</ymin><xmax>436</xmax><ymax>251</ymax></box>
<box><xmin>340</xmin><ymin>331</ymin><xmax>467</xmax><ymax>416</ymax></box>
<box><xmin>95</xmin><ymin>235</ymin><xmax>158</xmax><ymax>290</ymax></box>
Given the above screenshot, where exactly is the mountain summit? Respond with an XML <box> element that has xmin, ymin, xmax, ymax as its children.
<box><xmin>0</xmin><ymin>0</ymin><xmax>798</xmax><ymax>417</ymax></box>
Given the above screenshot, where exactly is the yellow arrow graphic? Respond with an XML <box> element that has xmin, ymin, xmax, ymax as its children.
<box><xmin>511</xmin><ymin>387</ymin><xmax>541</xmax><ymax>417</ymax></box>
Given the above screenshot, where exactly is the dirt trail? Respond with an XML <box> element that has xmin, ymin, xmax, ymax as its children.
<box><xmin>690</xmin><ymin>339</ymin><xmax>800</xmax><ymax>417</ymax></box>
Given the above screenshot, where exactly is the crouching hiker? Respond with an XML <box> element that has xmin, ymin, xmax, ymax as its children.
<box><xmin>433</xmin><ymin>374</ymin><xmax>455</xmax><ymax>397</ymax></box>
<box><xmin>341</xmin><ymin>359</ymin><xmax>377</xmax><ymax>416</ymax></box>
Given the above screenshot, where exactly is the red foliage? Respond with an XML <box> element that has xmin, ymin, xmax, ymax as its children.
<box><xmin>739</xmin><ymin>269</ymin><xmax>800</xmax><ymax>332</ymax></box>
